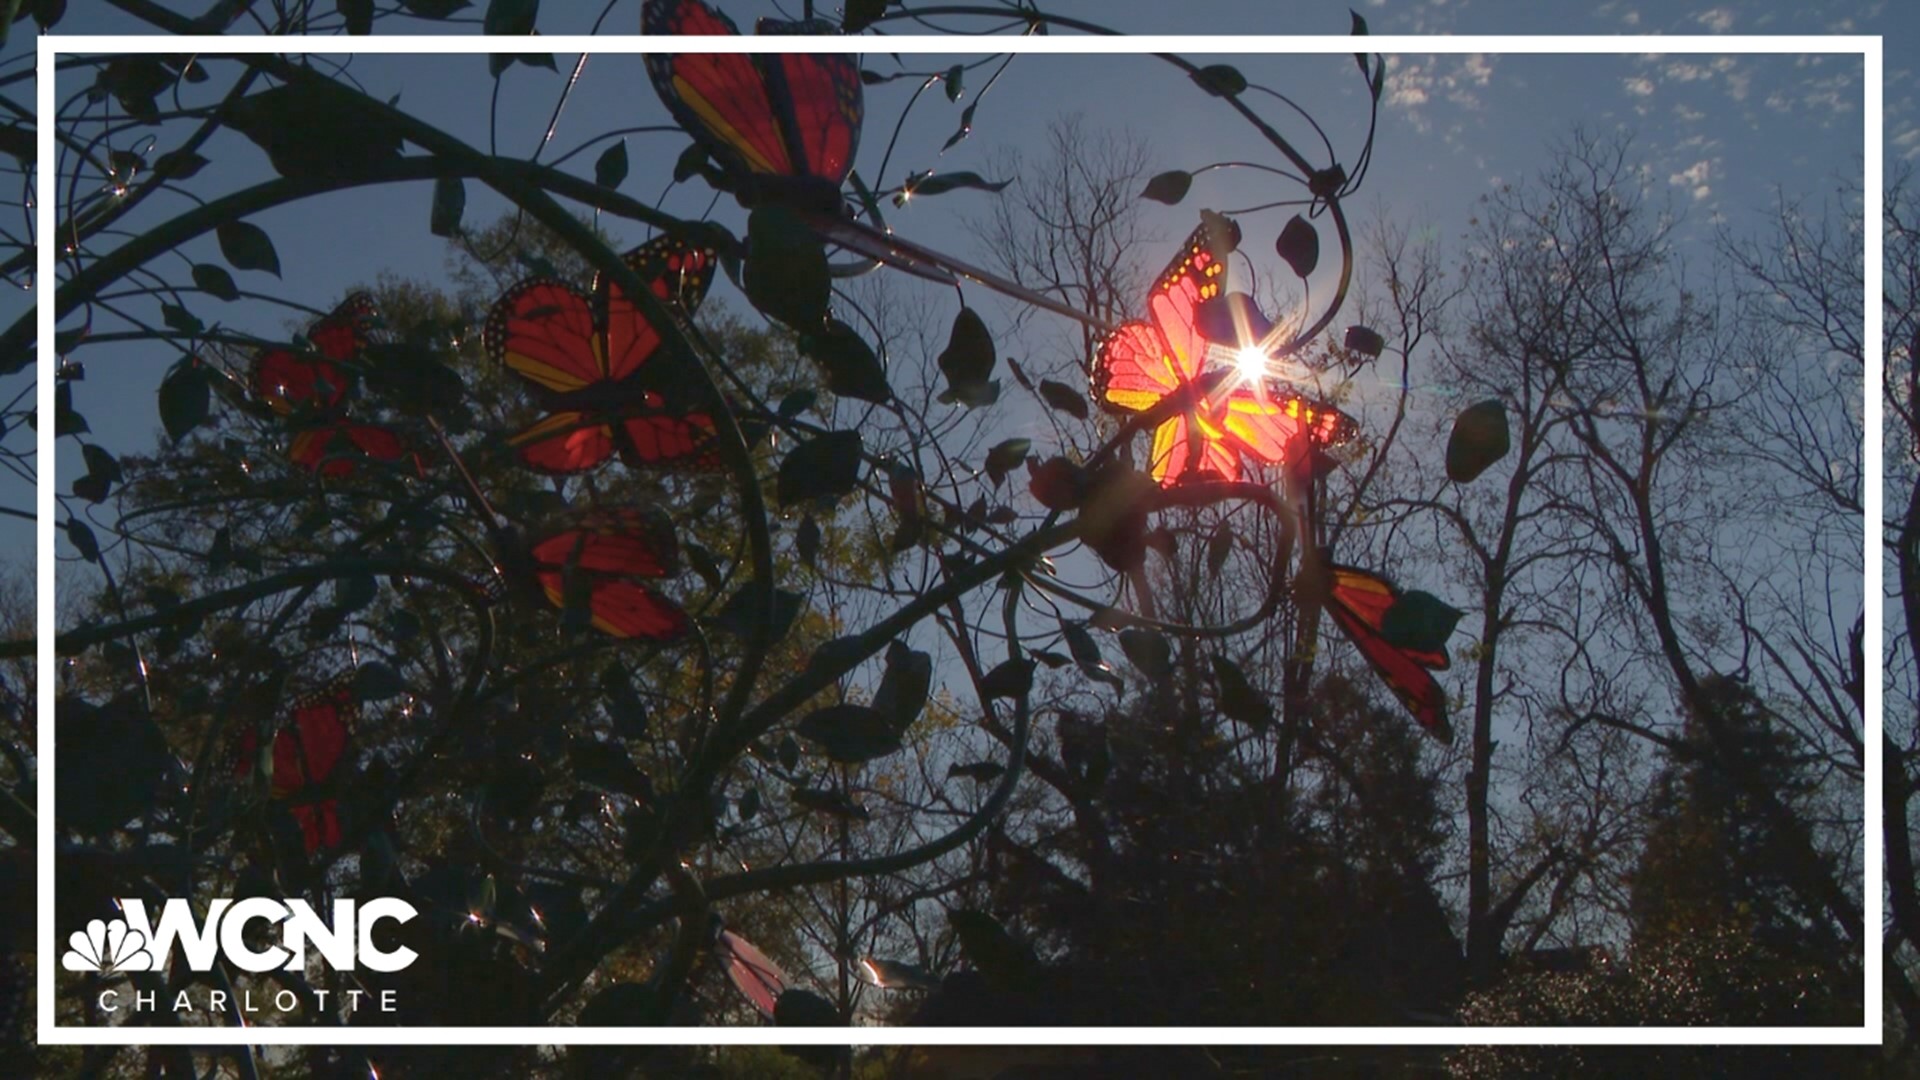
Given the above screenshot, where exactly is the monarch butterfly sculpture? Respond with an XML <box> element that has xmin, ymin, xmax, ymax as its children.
<box><xmin>643</xmin><ymin>0</ymin><xmax>864</xmax><ymax>214</ymax></box>
<box><xmin>1323</xmin><ymin>565</ymin><xmax>1453</xmax><ymax>742</ymax></box>
<box><xmin>484</xmin><ymin>235</ymin><xmax>722</xmax><ymax>475</ymax></box>
<box><xmin>1094</xmin><ymin>221</ymin><xmax>1356</xmax><ymax>488</ymax></box>
<box><xmin>233</xmin><ymin>682</ymin><xmax>355</xmax><ymax>853</ymax></box>
<box><xmin>527</xmin><ymin>507</ymin><xmax>689</xmax><ymax>641</ymax></box>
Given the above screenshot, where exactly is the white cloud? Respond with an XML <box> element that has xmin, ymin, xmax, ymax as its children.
<box><xmin>1382</xmin><ymin>54</ymin><xmax>1499</xmax><ymax>127</ymax></box>
<box><xmin>1694</xmin><ymin>7</ymin><xmax>1735</xmax><ymax>32</ymax></box>
<box><xmin>1624</xmin><ymin>76</ymin><xmax>1656</xmax><ymax>97</ymax></box>
<box><xmin>1668</xmin><ymin>160</ymin><xmax>1713</xmax><ymax>201</ymax></box>
<box><xmin>1896</xmin><ymin>125</ymin><xmax>1920</xmax><ymax>160</ymax></box>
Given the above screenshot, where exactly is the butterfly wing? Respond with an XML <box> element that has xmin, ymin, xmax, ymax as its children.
<box><xmin>1146</xmin><ymin>230</ymin><xmax>1223</xmax><ymax>386</ymax></box>
<box><xmin>289</xmin><ymin>802</ymin><xmax>344</xmax><ymax>854</ymax></box>
<box><xmin>761</xmin><ymin>53</ymin><xmax>862</xmax><ymax>184</ymax></box>
<box><xmin>532</xmin><ymin>509</ymin><xmax>686</xmax><ymax>640</ymax></box>
<box><xmin>252</xmin><ymin>293</ymin><xmax>381</xmax><ymax>414</ymax></box>
<box><xmin>234</xmin><ymin>686</ymin><xmax>354</xmax><ymax>853</ymax></box>
<box><xmin>621</xmin><ymin>411</ymin><xmax>721</xmax><ymax>470</ymax></box>
<box><xmin>510</xmin><ymin>412</ymin><xmax>619</xmax><ymax>475</ymax></box>
<box><xmin>309</xmin><ymin>292</ymin><xmax>381</xmax><ymax>362</ymax></box>
<box><xmin>1145</xmin><ymin>412</ymin><xmax>1239</xmax><ymax>487</ymax></box>
<box><xmin>716</xmin><ymin>928</ymin><xmax>788</xmax><ymax>1019</ymax></box>
<box><xmin>273</xmin><ymin>691</ymin><xmax>353</xmax><ymax>797</ymax></box>
<box><xmin>644</xmin><ymin>0</ymin><xmax>795</xmax><ymax>176</ymax></box>
<box><xmin>643</xmin><ymin>0</ymin><xmax>860</xmax><ymax>186</ymax></box>
<box><xmin>1095</xmin><ymin>224</ymin><xmax>1237</xmax><ymax>485</ymax></box>
<box><xmin>1094</xmin><ymin>321</ymin><xmax>1182</xmax><ymax>416</ymax></box>
<box><xmin>252</xmin><ymin>347</ymin><xmax>348</xmax><ymax>416</ymax></box>
<box><xmin>531</xmin><ymin>508</ymin><xmax>680</xmax><ymax>579</ymax></box>
<box><xmin>485</xmin><ymin>279</ymin><xmax>606</xmax><ymax>395</ymax></box>
<box><xmin>287</xmin><ymin>425</ymin><xmax>404</xmax><ymax>477</ymax></box>
<box><xmin>599</xmin><ymin>235</ymin><xmax>718</xmax><ymax>317</ymax></box>
<box><xmin>589</xmin><ymin>581</ymin><xmax>690</xmax><ymax>640</ymax></box>
<box><xmin>577</xmin><ymin>236</ymin><xmax>718</xmax><ymax>387</ymax></box>
<box><xmin>1326</xmin><ymin>566</ymin><xmax>1452</xmax><ymax>741</ymax></box>
<box><xmin>535</xmin><ymin>575</ymin><xmax>689</xmax><ymax>640</ymax></box>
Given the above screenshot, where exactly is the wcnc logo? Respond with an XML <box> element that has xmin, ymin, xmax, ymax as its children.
<box><xmin>63</xmin><ymin>898</ymin><xmax>418</xmax><ymax>975</ymax></box>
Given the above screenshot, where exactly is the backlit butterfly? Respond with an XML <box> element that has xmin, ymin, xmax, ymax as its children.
<box><xmin>715</xmin><ymin>927</ymin><xmax>789</xmax><ymax>1019</ymax></box>
<box><xmin>250</xmin><ymin>292</ymin><xmax>381</xmax><ymax>416</ymax></box>
<box><xmin>233</xmin><ymin>683</ymin><xmax>356</xmax><ymax>853</ymax></box>
<box><xmin>1094</xmin><ymin>222</ymin><xmax>1357</xmax><ymax>488</ymax></box>
<box><xmin>484</xmin><ymin>235</ymin><xmax>721</xmax><ymax>475</ymax></box>
<box><xmin>529</xmin><ymin>507</ymin><xmax>689</xmax><ymax>640</ymax></box>
<box><xmin>643</xmin><ymin>0</ymin><xmax>863</xmax><ymax>213</ymax></box>
<box><xmin>1324</xmin><ymin>565</ymin><xmax>1453</xmax><ymax>742</ymax></box>
<box><xmin>286</xmin><ymin>423</ymin><xmax>411</xmax><ymax>478</ymax></box>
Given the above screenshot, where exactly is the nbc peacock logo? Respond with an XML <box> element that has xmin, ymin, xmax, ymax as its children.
<box><xmin>61</xmin><ymin>918</ymin><xmax>156</xmax><ymax>976</ymax></box>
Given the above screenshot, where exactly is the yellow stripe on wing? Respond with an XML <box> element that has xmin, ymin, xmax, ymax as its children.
<box><xmin>675</xmin><ymin>75</ymin><xmax>784</xmax><ymax>175</ymax></box>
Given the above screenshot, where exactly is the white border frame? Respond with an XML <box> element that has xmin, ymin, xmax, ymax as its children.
<box><xmin>35</xmin><ymin>32</ymin><xmax>1882</xmax><ymax>1047</ymax></box>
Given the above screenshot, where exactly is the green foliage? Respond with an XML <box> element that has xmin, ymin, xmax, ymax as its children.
<box><xmin>1451</xmin><ymin>925</ymin><xmax>1860</xmax><ymax>1076</ymax></box>
<box><xmin>1628</xmin><ymin>678</ymin><xmax>1843</xmax><ymax>961</ymax></box>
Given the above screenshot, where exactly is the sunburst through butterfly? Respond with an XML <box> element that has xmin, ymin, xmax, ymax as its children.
<box><xmin>1094</xmin><ymin>220</ymin><xmax>1357</xmax><ymax>488</ymax></box>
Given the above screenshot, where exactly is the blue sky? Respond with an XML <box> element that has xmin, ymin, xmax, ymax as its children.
<box><xmin>6</xmin><ymin>0</ymin><xmax>1904</xmax><ymax>575</ymax></box>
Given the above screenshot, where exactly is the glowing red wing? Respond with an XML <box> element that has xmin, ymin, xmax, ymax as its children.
<box><xmin>252</xmin><ymin>348</ymin><xmax>348</xmax><ymax>415</ymax></box>
<box><xmin>530</xmin><ymin>509</ymin><xmax>685</xmax><ymax>639</ymax></box>
<box><xmin>536</xmin><ymin>574</ymin><xmax>689</xmax><ymax>641</ymax></box>
<box><xmin>509</xmin><ymin>412</ymin><xmax>617</xmax><ymax>474</ymax></box>
<box><xmin>537</xmin><ymin>526</ymin><xmax>679</xmax><ymax>576</ymax></box>
<box><xmin>274</xmin><ymin>694</ymin><xmax>352</xmax><ymax>796</ymax></box>
<box><xmin>531</xmin><ymin>514</ymin><xmax>679</xmax><ymax>579</ymax></box>
<box><xmin>308</xmin><ymin>292</ymin><xmax>381</xmax><ymax>361</ymax></box>
<box><xmin>599</xmin><ymin>290</ymin><xmax>666</xmax><ymax>385</ymax></box>
<box><xmin>643</xmin><ymin>18</ymin><xmax>794</xmax><ymax>177</ymax></box>
<box><xmin>1146</xmin><ymin>246</ymin><xmax>1216</xmax><ymax>385</ymax></box>
<box><xmin>597</xmin><ymin>235</ymin><xmax>718</xmax><ymax>317</ymax></box>
<box><xmin>1145</xmin><ymin>411</ymin><xmax>1240</xmax><ymax>487</ymax></box>
<box><xmin>1326</xmin><ymin>566</ymin><xmax>1452</xmax><ymax>741</ymax></box>
<box><xmin>767</xmin><ymin>53</ymin><xmax>862</xmax><ymax>183</ymax></box>
<box><xmin>484</xmin><ymin>280</ymin><xmax>604</xmax><ymax>395</ymax></box>
<box><xmin>234</xmin><ymin>687</ymin><xmax>355</xmax><ymax>808</ymax></box>
<box><xmin>1218</xmin><ymin>391</ymin><xmax>1306</xmax><ymax>466</ymax></box>
<box><xmin>287</xmin><ymin>425</ymin><xmax>405</xmax><ymax>477</ymax></box>
<box><xmin>289</xmin><ymin>802</ymin><xmax>343</xmax><ymax>853</ymax></box>
<box><xmin>643</xmin><ymin>0</ymin><xmax>862</xmax><ymax>185</ymax></box>
<box><xmin>640</xmin><ymin>0</ymin><xmax>739</xmax><ymax>34</ymax></box>
<box><xmin>1094</xmin><ymin>321</ymin><xmax>1182</xmax><ymax>416</ymax></box>
<box><xmin>622</xmin><ymin>412</ymin><xmax>720</xmax><ymax>470</ymax></box>
<box><xmin>716</xmin><ymin>929</ymin><xmax>788</xmax><ymax>1019</ymax></box>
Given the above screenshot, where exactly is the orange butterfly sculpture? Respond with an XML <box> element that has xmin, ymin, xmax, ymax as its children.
<box><xmin>248</xmin><ymin>293</ymin><xmax>413</xmax><ymax>478</ymax></box>
<box><xmin>484</xmin><ymin>236</ymin><xmax>721</xmax><ymax>475</ymax></box>
<box><xmin>527</xmin><ymin>507</ymin><xmax>689</xmax><ymax>641</ymax></box>
<box><xmin>643</xmin><ymin>0</ymin><xmax>863</xmax><ymax>213</ymax></box>
<box><xmin>1323</xmin><ymin>565</ymin><xmax>1454</xmax><ymax>743</ymax></box>
<box><xmin>233</xmin><ymin>682</ymin><xmax>356</xmax><ymax>853</ymax></box>
<box><xmin>249</xmin><ymin>292</ymin><xmax>379</xmax><ymax>416</ymax></box>
<box><xmin>1094</xmin><ymin>221</ymin><xmax>1357</xmax><ymax>488</ymax></box>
